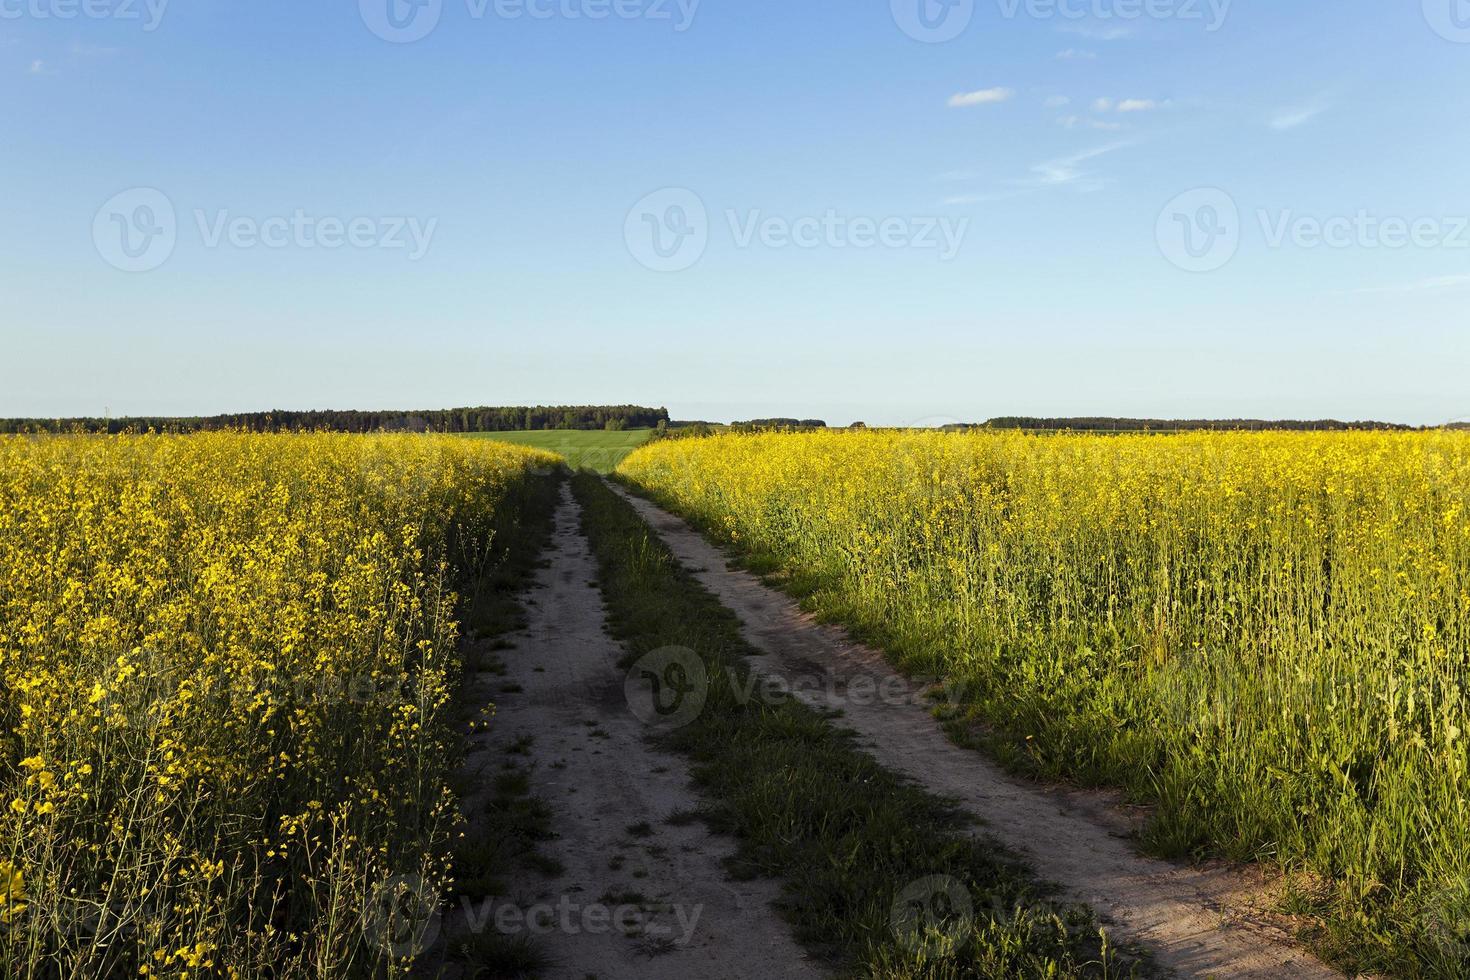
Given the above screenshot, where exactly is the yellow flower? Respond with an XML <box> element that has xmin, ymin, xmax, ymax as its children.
<box><xmin>0</xmin><ymin>432</ymin><xmax>557</xmax><ymax>966</ymax></box>
<box><xmin>0</xmin><ymin>861</ymin><xmax>26</xmax><ymax>923</ymax></box>
<box><xmin>616</xmin><ymin>425</ymin><xmax>1470</xmax><ymax>956</ymax></box>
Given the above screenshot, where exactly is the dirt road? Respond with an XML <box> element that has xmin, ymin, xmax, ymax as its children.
<box><xmin>447</xmin><ymin>484</ymin><xmax>823</xmax><ymax>979</ymax></box>
<box><xmin>616</xmin><ymin>484</ymin><xmax>1342</xmax><ymax>980</ymax></box>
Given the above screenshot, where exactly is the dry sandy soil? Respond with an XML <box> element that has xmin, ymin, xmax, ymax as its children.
<box><xmin>615</xmin><ymin>484</ymin><xmax>1345</xmax><ymax>980</ymax></box>
<box><xmin>439</xmin><ymin>484</ymin><xmax>824</xmax><ymax>980</ymax></box>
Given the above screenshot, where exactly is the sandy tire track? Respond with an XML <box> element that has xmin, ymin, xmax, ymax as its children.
<box><xmin>441</xmin><ymin>483</ymin><xmax>823</xmax><ymax>980</ymax></box>
<box><xmin>614</xmin><ymin>482</ymin><xmax>1345</xmax><ymax>980</ymax></box>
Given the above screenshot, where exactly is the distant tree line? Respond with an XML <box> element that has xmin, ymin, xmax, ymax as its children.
<box><xmin>0</xmin><ymin>405</ymin><xmax>671</xmax><ymax>435</ymax></box>
<box><xmin>733</xmin><ymin>418</ymin><xmax>827</xmax><ymax>430</ymax></box>
<box><xmin>653</xmin><ymin>419</ymin><xmax>830</xmax><ymax>442</ymax></box>
<box><xmin>650</xmin><ymin>416</ymin><xmax>1442</xmax><ymax>443</ymax></box>
<box><xmin>977</xmin><ymin>417</ymin><xmax>1418</xmax><ymax>433</ymax></box>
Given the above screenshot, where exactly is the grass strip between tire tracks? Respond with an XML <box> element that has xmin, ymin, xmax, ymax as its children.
<box><xmin>572</xmin><ymin>473</ymin><xmax>1147</xmax><ymax>979</ymax></box>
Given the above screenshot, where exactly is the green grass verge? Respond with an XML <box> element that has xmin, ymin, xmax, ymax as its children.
<box><xmin>463</xmin><ymin>429</ymin><xmax>656</xmax><ymax>473</ymax></box>
<box><xmin>570</xmin><ymin>473</ymin><xmax>1145</xmax><ymax>979</ymax></box>
<box><xmin>611</xmin><ymin>470</ymin><xmax>1436</xmax><ymax>978</ymax></box>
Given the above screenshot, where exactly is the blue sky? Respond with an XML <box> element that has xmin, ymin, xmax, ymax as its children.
<box><xmin>2</xmin><ymin>0</ymin><xmax>1467</xmax><ymax>425</ymax></box>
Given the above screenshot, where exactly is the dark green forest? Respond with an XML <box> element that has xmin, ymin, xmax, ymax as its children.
<box><xmin>0</xmin><ymin>405</ymin><xmax>670</xmax><ymax>435</ymax></box>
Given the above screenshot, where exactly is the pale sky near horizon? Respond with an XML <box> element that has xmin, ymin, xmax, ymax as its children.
<box><xmin>2</xmin><ymin>1</ymin><xmax>1467</xmax><ymax>426</ymax></box>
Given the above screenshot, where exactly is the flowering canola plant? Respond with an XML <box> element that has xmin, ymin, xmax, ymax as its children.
<box><xmin>0</xmin><ymin>432</ymin><xmax>555</xmax><ymax>978</ymax></box>
<box><xmin>620</xmin><ymin>429</ymin><xmax>1470</xmax><ymax>974</ymax></box>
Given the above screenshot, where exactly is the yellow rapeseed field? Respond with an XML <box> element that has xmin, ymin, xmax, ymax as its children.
<box><xmin>0</xmin><ymin>432</ymin><xmax>555</xmax><ymax>978</ymax></box>
<box><xmin>620</xmin><ymin>429</ymin><xmax>1470</xmax><ymax>974</ymax></box>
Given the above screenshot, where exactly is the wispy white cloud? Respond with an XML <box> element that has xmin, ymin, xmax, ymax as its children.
<box><xmin>941</xmin><ymin>142</ymin><xmax>1132</xmax><ymax>206</ymax></box>
<box><xmin>29</xmin><ymin>59</ymin><xmax>44</xmax><ymax>74</ymax></box>
<box><xmin>1044</xmin><ymin>95</ymin><xmax>1072</xmax><ymax>108</ymax></box>
<box><xmin>1270</xmin><ymin>99</ymin><xmax>1329</xmax><ymax>130</ymax></box>
<box><xmin>948</xmin><ymin>87</ymin><xmax>1014</xmax><ymax>108</ymax></box>
<box><xmin>1055</xmin><ymin>48</ymin><xmax>1097</xmax><ymax>60</ymax></box>
<box><xmin>1027</xmin><ymin>141</ymin><xmax>1132</xmax><ymax>190</ymax></box>
<box><xmin>1093</xmin><ymin>97</ymin><xmax>1171</xmax><ymax>113</ymax></box>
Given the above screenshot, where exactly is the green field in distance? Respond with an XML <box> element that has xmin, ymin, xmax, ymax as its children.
<box><xmin>463</xmin><ymin>428</ymin><xmax>656</xmax><ymax>473</ymax></box>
